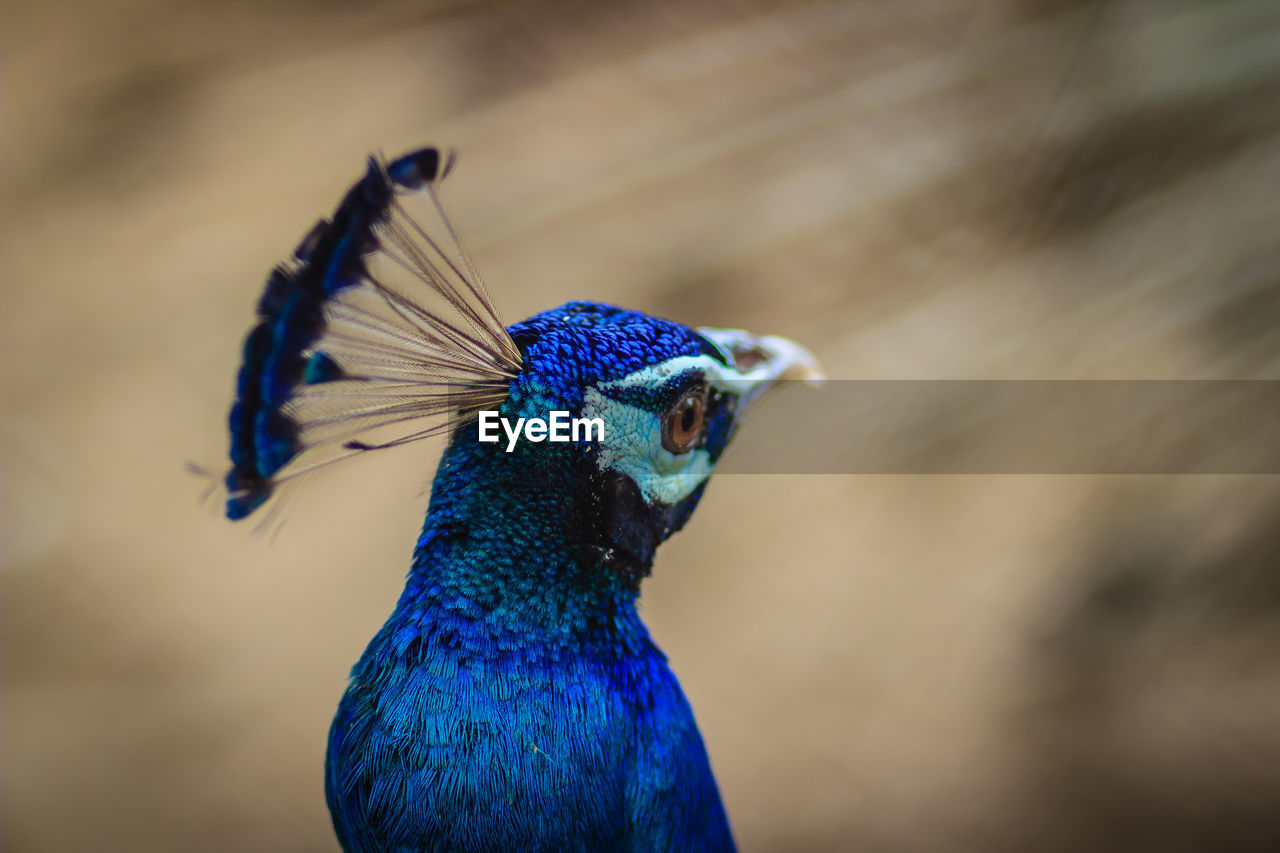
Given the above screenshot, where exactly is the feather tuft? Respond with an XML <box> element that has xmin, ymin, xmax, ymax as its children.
<box><xmin>222</xmin><ymin>147</ymin><xmax>522</xmax><ymax>520</ymax></box>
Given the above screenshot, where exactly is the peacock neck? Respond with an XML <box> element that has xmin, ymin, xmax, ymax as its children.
<box><xmin>394</xmin><ymin>430</ymin><xmax>656</xmax><ymax>659</ymax></box>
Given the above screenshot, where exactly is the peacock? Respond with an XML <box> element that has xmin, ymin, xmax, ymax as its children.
<box><xmin>221</xmin><ymin>147</ymin><xmax>822</xmax><ymax>852</ymax></box>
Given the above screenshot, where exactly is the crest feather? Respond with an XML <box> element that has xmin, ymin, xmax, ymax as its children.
<box><xmin>222</xmin><ymin>147</ymin><xmax>521</xmax><ymax>520</ymax></box>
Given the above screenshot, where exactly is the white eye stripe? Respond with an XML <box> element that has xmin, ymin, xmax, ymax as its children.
<box><xmin>598</xmin><ymin>355</ymin><xmax>744</xmax><ymax>395</ymax></box>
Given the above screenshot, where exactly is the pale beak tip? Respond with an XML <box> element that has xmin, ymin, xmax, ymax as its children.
<box><xmin>782</xmin><ymin>361</ymin><xmax>826</xmax><ymax>386</ymax></box>
<box><xmin>759</xmin><ymin>334</ymin><xmax>825</xmax><ymax>387</ymax></box>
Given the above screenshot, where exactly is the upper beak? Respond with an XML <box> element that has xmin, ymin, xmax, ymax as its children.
<box><xmin>697</xmin><ymin>327</ymin><xmax>825</xmax><ymax>407</ymax></box>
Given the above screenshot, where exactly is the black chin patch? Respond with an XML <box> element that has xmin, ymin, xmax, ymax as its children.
<box><xmin>603</xmin><ymin>472</ymin><xmax>660</xmax><ymax>573</ymax></box>
<box><xmin>580</xmin><ymin>469</ymin><xmax>707</xmax><ymax>591</ymax></box>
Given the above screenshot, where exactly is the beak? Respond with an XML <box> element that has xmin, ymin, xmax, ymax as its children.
<box><xmin>697</xmin><ymin>327</ymin><xmax>825</xmax><ymax>408</ymax></box>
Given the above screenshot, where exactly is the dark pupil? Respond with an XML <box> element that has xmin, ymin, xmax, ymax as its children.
<box><xmin>680</xmin><ymin>402</ymin><xmax>697</xmax><ymax>432</ymax></box>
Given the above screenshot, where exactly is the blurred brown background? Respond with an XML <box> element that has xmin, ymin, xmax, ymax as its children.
<box><xmin>4</xmin><ymin>1</ymin><xmax>1280</xmax><ymax>850</ymax></box>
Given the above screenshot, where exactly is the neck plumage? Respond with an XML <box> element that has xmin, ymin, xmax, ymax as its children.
<box><xmin>392</xmin><ymin>431</ymin><xmax>655</xmax><ymax>657</ymax></box>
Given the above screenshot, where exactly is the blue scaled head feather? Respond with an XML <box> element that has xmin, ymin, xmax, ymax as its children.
<box><xmin>220</xmin><ymin>146</ymin><xmax>822</xmax><ymax>852</ymax></box>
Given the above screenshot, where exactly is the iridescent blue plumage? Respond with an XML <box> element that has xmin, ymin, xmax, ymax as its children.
<box><xmin>222</xmin><ymin>148</ymin><xmax>822</xmax><ymax>851</ymax></box>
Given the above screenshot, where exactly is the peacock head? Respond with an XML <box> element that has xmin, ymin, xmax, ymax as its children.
<box><xmin>476</xmin><ymin>302</ymin><xmax>820</xmax><ymax>568</ymax></box>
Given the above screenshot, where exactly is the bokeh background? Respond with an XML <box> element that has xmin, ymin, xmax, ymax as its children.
<box><xmin>4</xmin><ymin>0</ymin><xmax>1280</xmax><ymax>850</ymax></box>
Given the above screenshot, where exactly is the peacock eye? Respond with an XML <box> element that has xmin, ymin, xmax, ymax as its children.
<box><xmin>662</xmin><ymin>386</ymin><xmax>707</xmax><ymax>454</ymax></box>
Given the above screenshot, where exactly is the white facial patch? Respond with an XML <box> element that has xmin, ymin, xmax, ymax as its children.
<box><xmin>578</xmin><ymin>333</ymin><xmax>821</xmax><ymax>506</ymax></box>
<box><xmin>579</xmin><ymin>354</ymin><xmax>738</xmax><ymax>506</ymax></box>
